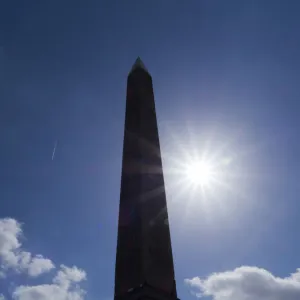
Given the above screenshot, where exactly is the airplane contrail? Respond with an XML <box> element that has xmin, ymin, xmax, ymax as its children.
<box><xmin>52</xmin><ymin>140</ymin><xmax>57</xmax><ymax>160</ymax></box>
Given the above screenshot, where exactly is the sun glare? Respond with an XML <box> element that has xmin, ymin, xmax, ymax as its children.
<box><xmin>185</xmin><ymin>160</ymin><xmax>215</xmax><ymax>187</ymax></box>
<box><xmin>160</xmin><ymin>122</ymin><xmax>260</xmax><ymax>226</ymax></box>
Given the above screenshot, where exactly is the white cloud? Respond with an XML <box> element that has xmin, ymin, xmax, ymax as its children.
<box><xmin>26</xmin><ymin>255</ymin><xmax>55</xmax><ymax>277</ymax></box>
<box><xmin>0</xmin><ymin>218</ymin><xmax>55</xmax><ymax>277</ymax></box>
<box><xmin>12</xmin><ymin>265</ymin><xmax>87</xmax><ymax>300</ymax></box>
<box><xmin>53</xmin><ymin>265</ymin><xmax>87</xmax><ymax>289</ymax></box>
<box><xmin>0</xmin><ymin>218</ymin><xmax>87</xmax><ymax>299</ymax></box>
<box><xmin>185</xmin><ymin>266</ymin><xmax>300</xmax><ymax>300</ymax></box>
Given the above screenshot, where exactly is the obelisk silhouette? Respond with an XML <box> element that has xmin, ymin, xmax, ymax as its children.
<box><xmin>115</xmin><ymin>58</ymin><xmax>178</xmax><ymax>300</ymax></box>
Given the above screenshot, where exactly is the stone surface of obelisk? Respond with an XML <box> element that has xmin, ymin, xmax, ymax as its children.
<box><xmin>114</xmin><ymin>57</ymin><xmax>178</xmax><ymax>300</ymax></box>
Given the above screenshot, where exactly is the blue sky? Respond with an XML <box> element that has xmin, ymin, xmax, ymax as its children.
<box><xmin>1</xmin><ymin>1</ymin><xmax>300</xmax><ymax>300</ymax></box>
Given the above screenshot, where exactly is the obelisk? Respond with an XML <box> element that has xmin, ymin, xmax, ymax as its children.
<box><xmin>115</xmin><ymin>57</ymin><xmax>179</xmax><ymax>300</ymax></box>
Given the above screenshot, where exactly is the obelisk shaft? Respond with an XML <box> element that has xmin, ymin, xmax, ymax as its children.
<box><xmin>115</xmin><ymin>58</ymin><xmax>177</xmax><ymax>299</ymax></box>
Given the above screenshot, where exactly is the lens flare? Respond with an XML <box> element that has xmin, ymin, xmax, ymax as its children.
<box><xmin>184</xmin><ymin>160</ymin><xmax>215</xmax><ymax>187</ymax></box>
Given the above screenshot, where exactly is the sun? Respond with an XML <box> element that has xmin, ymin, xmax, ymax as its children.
<box><xmin>184</xmin><ymin>160</ymin><xmax>215</xmax><ymax>187</ymax></box>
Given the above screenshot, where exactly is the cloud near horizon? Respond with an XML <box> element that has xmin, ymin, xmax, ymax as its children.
<box><xmin>0</xmin><ymin>218</ymin><xmax>54</xmax><ymax>277</ymax></box>
<box><xmin>185</xmin><ymin>266</ymin><xmax>300</xmax><ymax>300</ymax></box>
<box><xmin>0</xmin><ymin>218</ymin><xmax>87</xmax><ymax>300</ymax></box>
<box><xmin>12</xmin><ymin>265</ymin><xmax>87</xmax><ymax>300</ymax></box>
